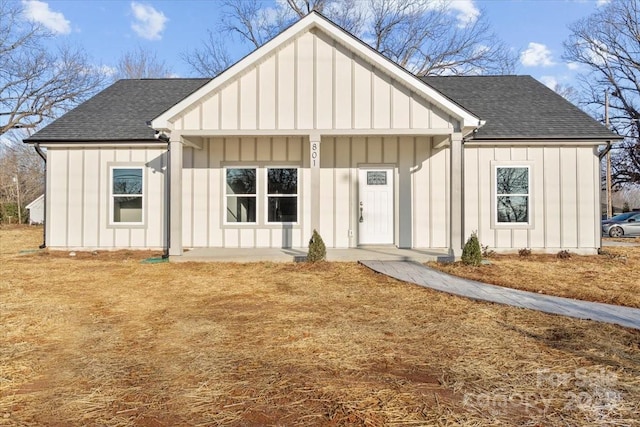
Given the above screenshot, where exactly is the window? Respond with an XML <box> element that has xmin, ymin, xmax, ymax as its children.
<box><xmin>495</xmin><ymin>166</ymin><xmax>530</xmax><ymax>224</ymax></box>
<box><xmin>367</xmin><ymin>171</ymin><xmax>387</xmax><ymax>185</ymax></box>
<box><xmin>226</xmin><ymin>168</ymin><xmax>256</xmax><ymax>223</ymax></box>
<box><xmin>267</xmin><ymin>168</ymin><xmax>297</xmax><ymax>223</ymax></box>
<box><xmin>112</xmin><ymin>168</ymin><xmax>143</xmax><ymax>224</ymax></box>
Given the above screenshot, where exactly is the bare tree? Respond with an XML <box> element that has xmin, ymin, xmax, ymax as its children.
<box><xmin>115</xmin><ymin>46</ymin><xmax>173</xmax><ymax>80</ymax></box>
<box><xmin>563</xmin><ymin>0</ymin><xmax>640</xmax><ymax>187</ymax></box>
<box><xmin>0</xmin><ymin>133</ymin><xmax>44</xmax><ymax>223</ymax></box>
<box><xmin>552</xmin><ymin>83</ymin><xmax>580</xmax><ymax>105</ymax></box>
<box><xmin>182</xmin><ymin>0</ymin><xmax>517</xmax><ymax>77</ymax></box>
<box><xmin>0</xmin><ymin>0</ymin><xmax>106</xmax><ymax>136</ymax></box>
<box><xmin>181</xmin><ymin>30</ymin><xmax>234</xmax><ymax>77</ymax></box>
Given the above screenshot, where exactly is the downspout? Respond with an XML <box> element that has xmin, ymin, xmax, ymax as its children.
<box><xmin>163</xmin><ymin>139</ymin><xmax>171</xmax><ymax>259</ymax></box>
<box><xmin>599</xmin><ymin>141</ymin><xmax>612</xmax><ymax>160</ymax></box>
<box><xmin>34</xmin><ymin>143</ymin><xmax>47</xmax><ymax>249</ymax></box>
<box><xmin>597</xmin><ymin>140</ymin><xmax>612</xmax><ymax>254</ymax></box>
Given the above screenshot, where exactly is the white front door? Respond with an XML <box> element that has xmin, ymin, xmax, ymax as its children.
<box><xmin>358</xmin><ymin>168</ymin><xmax>394</xmax><ymax>245</ymax></box>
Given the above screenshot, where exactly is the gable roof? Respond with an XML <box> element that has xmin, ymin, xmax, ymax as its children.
<box><xmin>24</xmin><ymin>17</ymin><xmax>617</xmax><ymax>145</ymax></box>
<box><xmin>151</xmin><ymin>11</ymin><xmax>480</xmax><ymax>131</ymax></box>
<box><xmin>422</xmin><ymin>75</ymin><xmax>619</xmax><ymax>140</ymax></box>
<box><xmin>26</xmin><ymin>194</ymin><xmax>44</xmax><ymax>209</ymax></box>
<box><xmin>24</xmin><ymin>78</ymin><xmax>211</xmax><ymax>143</ymax></box>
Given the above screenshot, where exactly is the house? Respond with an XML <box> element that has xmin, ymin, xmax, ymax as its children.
<box><xmin>25</xmin><ymin>194</ymin><xmax>44</xmax><ymax>225</ymax></box>
<box><xmin>24</xmin><ymin>12</ymin><xmax>620</xmax><ymax>257</ymax></box>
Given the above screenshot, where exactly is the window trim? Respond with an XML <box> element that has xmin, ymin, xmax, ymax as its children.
<box><xmin>109</xmin><ymin>165</ymin><xmax>145</xmax><ymax>227</ymax></box>
<box><xmin>221</xmin><ymin>164</ymin><xmax>301</xmax><ymax>227</ymax></box>
<box><xmin>224</xmin><ymin>167</ymin><xmax>258</xmax><ymax>225</ymax></box>
<box><xmin>491</xmin><ymin>162</ymin><xmax>534</xmax><ymax>230</ymax></box>
<box><xmin>265</xmin><ymin>167</ymin><xmax>299</xmax><ymax>225</ymax></box>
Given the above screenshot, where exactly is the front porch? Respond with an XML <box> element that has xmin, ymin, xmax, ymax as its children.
<box><xmin>172</xmin><ymin>246</ymin><xmax>451</xmax><ymax>263</ymax></box>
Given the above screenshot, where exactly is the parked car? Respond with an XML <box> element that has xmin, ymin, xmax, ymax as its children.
<box><xmin>602</xmin><ymin>212</ymin><xmax>640</xmax><ymax>237</ymax></box>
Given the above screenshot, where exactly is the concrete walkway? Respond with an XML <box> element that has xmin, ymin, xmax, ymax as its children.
<box><xmin>359</xmin><ymin>260</ymin><xmax>640</xmax><ymax>330</ymax></box>
<box><xmin>174</xmin><ymin>246</ymin><xmax>451</xmax><ymax>263</ymax></box>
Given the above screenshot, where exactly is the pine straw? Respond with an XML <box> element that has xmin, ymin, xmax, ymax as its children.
<box><xmin>1</xmin><ymin>227</ymin><xmax>639</xmax><ymax>426</ymax></box>
<box><xmin>430</xmin><ymin>246</ymin><xmax>640</xmax><ymax>308</ymax></box>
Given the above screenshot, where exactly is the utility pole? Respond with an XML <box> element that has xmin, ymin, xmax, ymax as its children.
<box><xmin>605</xmin><ymin>91</ymin><xmax>612</xmax><ymax>219</ymax></box>
<box><xmin>13</xmin><ymin>175</ymin><xmax>22</xmax><ymax>224</ymax></box>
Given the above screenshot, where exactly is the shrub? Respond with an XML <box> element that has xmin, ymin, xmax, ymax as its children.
<box><xmin>556</xmin><ymin>250</ymin><xmax>571</xmax><ymax>259</ymax></box>
<box><xmin>461</xmin><ymin>232</ymin><xmax>482</xmax><ymax>266</ymax></box>
<box><xmin>481</xmin><ymin>244</ymin><xmax>495</xmax><ymax>258</ymax></box>
<box><xmin>518</xmin><ymin>248</ymin><xmax>532</xmax><ymax>257</ymax></box>
<box><xmin>307</xmin><ymin>229</ymin><xmax>326</xmax><ymax>262</ymax></box>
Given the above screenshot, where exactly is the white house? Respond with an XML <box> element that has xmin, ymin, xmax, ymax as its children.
<box><xmin>24</xmin><ymin>12</ymin><xmax>619</xmax><ymax>257</ymax></box>
<box><xmin>25</xmin><ymin>194</ymin><xmax>44</xmax><ymax>225</ymax></box>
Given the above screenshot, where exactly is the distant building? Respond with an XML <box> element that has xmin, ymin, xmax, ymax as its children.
<box><xmin>26</xmin><ymin>194</ymin><xmax>44</xmax><ymax>225</ymax></box>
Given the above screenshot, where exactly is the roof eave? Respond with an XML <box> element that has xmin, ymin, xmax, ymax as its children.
<box><xmin>471</xmin><ymin>135</ymin><xmax>623</xmax><ymax>140</ymax></box>
<box><xmin>465</xmin><ymin>135</ymin><xmax>623</xmax><ymax>145</ymax></box>
<box><xmin>23</xmin><ymin>138</ymin><xmax>161</xmax><ymax>144</ymax></box>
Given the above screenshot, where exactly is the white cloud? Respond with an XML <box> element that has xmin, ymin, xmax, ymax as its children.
<box><xmin>98</xmin><ymin>65</ymin><xmax>117</xmax><ymax>78</ymax></box>
<box><xmin>597</xmin><ymin>0</ymin><xmax>611</xmax><ymax>6</ymax></box>
<box><xmin>539</xmin><ymin>75</ymin><xmax>558</xmax><ymax>89</ymax></box>
<box><xmin>130</xmin><ymin>2</ymin><xmax>167</xmax><ymax>41</ymax></box>
<box><xmin>566</xmin><ymin>61</ymin><xmax>581</xmax><ymax>71</ymax></box>
<box><xmin>520</xmin><ymin>42</ymin><xmax>555</xmax><ymax>67</ymax></box>
<box><xmin>449</xmin><ymin>0</ymin><xmax>480</xmax><ymax>26</ymax></box>
<box><xmin>22</xmin><ymin>0</ymin><xmax>71</xmax><ymax>35</ymax></box>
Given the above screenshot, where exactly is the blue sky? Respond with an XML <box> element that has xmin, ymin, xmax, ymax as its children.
<box><xmin>20</xmin><ymin>0</ymin><xmax>609</xmax><ymax>88</ymax></box>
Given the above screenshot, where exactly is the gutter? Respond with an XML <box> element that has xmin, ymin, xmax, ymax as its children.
<box><xmin>33</xmin><ymin>143</ymin><xmax>47</xmax><ymax>249</ymax></box>
<box><xmin>599</xmin><ymin>141</ymin><xmax>612</xmax><ymax>160</ymax></box>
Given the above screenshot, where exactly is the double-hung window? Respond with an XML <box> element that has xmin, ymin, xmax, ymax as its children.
<box><xmin>226</xmin><ymin>168</ymin><xmax>257</xmax><ymax>223</ymax></box>
<box><xmin>495</xmin><ymin>166</ymin><xmax>530</xmax><ymax>224</ymax></box>
<box><xmin>267</xmin><ymin>168</ymin><xmax>298</xmax><ymax>223</ymax></box>
<box><xmin>112</xmin><ymin>167</ymin><xmax>143</xmax><ymax>224</ymax></box>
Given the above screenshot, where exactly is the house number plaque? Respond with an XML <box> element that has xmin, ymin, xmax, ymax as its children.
<box><xmin>310</xmin><ymin>140</ymin><xmax>320</xmax><ymax>169</ymax></box>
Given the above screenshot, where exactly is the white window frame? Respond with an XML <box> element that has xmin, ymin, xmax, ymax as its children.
<box><xmin>491</xmin><ymin>162</ymin><xmax>533</xmax><ymax>229</ymax></box>
<box><xmin>265</xmin><ymin>167</ymin><xmax>299</xmax><ymax>225</ymax></box>
<box><xmin>224</xmin><ymin>167</ymin><xmax>258</xmax><ymax>225</ymax></box>
<box><xmin>109</xmin><ymin>166</ymin><xmax>144</xmax><ymax>226</ymax></box>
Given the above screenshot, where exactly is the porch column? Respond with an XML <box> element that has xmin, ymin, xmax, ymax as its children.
<box><xmin>310</xmin><ymin>133</ymin><xmax>321</xmax><ymax>234</ymax></box>
<box><xmin>449</xmin><ymin>132</ymin><xmax>464</xmax><ymax>257</ymax></box>
<box><xmin>169</xmin><ymin>138</ymin><xmax>183</xmax><ymax>256</ymax></box>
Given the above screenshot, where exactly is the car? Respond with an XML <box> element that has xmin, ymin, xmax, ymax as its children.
<box><xmin>602</xmin><ymin>212</ymin><xmax>640</xmax><ymax>237</ymax></box>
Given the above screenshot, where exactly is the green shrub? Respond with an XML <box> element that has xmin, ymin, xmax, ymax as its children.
<box><xmin>307</xmin><ymin>229</ymin><xmax>326</xmax><ymax>262</ymax></box>
<box><xmin>461</xmin><ymin>232</ymin><xmax>482</xmax><ymax>266</ymax></box>
<box><xmin>0</xmin><ymin>202</ymin><xmax>25</xmax><ymax>224</ymax></box>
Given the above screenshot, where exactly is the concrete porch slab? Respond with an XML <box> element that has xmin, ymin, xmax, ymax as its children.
<box><xmin>172</xmin><ymin>246</ymin><xmax>451</xmax><ymax>263</ymax></box>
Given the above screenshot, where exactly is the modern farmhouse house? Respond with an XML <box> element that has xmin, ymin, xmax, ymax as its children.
<box><xmin>25</xmin><ymin>12</ymin><xmax>619</xmax><ymax>258</ymax></box>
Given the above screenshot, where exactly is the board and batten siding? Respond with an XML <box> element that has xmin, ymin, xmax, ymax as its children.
<box><xmin>181</xmin><ymin>136</ymin><xmax>449</xmax><ymax>249</ymax></box>
<box><xmin>464</xmin><ymin>145</ymin><xmax>600</xmax><ymax>253</ymax></box>
<box><xmin>45</xmin><ymin>146</ymin><xmax>167</xmax><ymax>250</ymax></box>
<box><xmin>170</xmin><ymin>29</ymin><xmax>454</xmax><ymax>133</ymax></box>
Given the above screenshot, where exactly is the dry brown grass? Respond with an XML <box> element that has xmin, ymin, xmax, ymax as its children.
<box><xmin>430</xmin><ymin>244</ymin><xmax>640</xmax><ymax>308</ymax></box>
<box><xmin>1</xmin><ymin>227</ymin><xmax>639</xmax><ymax>426</ymax></box>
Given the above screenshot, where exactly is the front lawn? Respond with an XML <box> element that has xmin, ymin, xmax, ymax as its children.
<box><xmin>430</xmin><ymin>243</ymin><xmax>640</xmax><ymax>308</ymax></box>
<box><xmin>1</xmin><ymin>227</ymin><xmax>639</xmax><ymax>425</ymax></box>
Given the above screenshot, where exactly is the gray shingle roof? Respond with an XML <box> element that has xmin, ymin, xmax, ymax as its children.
<box><xmin>25</xmin><ymin>78</ymin><xmax>211</xmax><ymax>143</ymax></box>
<box><xmin>422</xmin><ymin>75</ymin><xmax>618</xmax><ymax>140</ymax></box>
<box><xmin>26</xmin><ymin>75</ymin><xmax>617</xmax><ymax>144</ymax></box>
